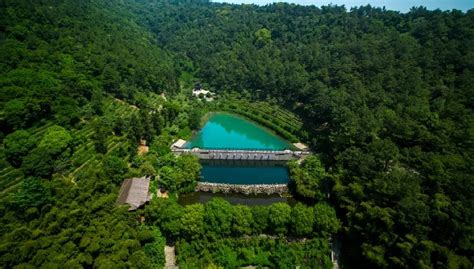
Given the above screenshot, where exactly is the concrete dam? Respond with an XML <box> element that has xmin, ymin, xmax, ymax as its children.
<box><xmin>171</xmin><ymin>140</ymin><xmax>309</xmax><ymax>161</ymax></box>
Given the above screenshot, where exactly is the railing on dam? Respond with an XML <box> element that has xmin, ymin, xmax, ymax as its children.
<box><xmin>172</xmin><ymin>148</ymin><xmax>309</xmax><ymax>160</ymax></box>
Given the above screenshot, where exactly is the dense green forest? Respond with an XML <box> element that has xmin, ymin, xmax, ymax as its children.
<box><xmin>1</xmin><ymin>0</ymin><xmax>473</xmax><ymax>268</ymax></box>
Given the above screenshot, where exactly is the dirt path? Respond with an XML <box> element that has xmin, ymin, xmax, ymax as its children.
<box><xmin>164</xmin><ymin>245</ymin><xmax>178</xmax><ymax>269</ymax></box>
<box><xmin>331</xmin><ymin>239</ymin><xmax>341</xmax><ymax>269</ymax></box>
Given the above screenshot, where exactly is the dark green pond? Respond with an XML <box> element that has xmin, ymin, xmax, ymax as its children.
<box><xmin>185</xmin><ymin>113</ymin><xmax>293</xmax><ymax>150</ymax></box>
<box><xmin>200</xmin><ymin>160</ymin><xmax>289</xmax><ymax>185</ymax></box>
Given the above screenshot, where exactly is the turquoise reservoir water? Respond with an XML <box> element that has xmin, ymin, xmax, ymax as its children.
<box><xmin>186</xmin><ymin>113</ymin><xmax>293</xmax><ymax>186</ymax></box>
<box><xmin>185</xmin><ymin>113</ymin><xmax>292</xmax><ymax>150</ymax></box>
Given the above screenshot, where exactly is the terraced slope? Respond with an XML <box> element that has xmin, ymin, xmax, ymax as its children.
<box><xmin>0</xmin><ymin>97</ymin><xmax>143</xmax><ymax>198</ymax></box>
<box><xmin>219</xmin><ymin>98</ymin><xmax>304</xmax><ymax>142</ymax></box>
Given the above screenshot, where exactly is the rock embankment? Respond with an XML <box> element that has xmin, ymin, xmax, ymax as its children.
<box><xmin>195</xmin><ymin>182</ymin><xmax>288</xmax><ymax>195</ymax></box>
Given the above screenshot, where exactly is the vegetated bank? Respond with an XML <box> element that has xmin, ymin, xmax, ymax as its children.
<box><xmin>178</xmin><ymin>191</ymin><xmax>296</xmax><ymax>206</ymax></box>
<box><xmin>175</xmin><ymin>111</ymin><xmax>309</xmax><ymax>196</ymax></box>
<box><xmin>184</xmin><ymin>112</ymin><xmax>296</xmax><ymax>150</ymax></box>
<box><xmin>217</xmin><ymin>97</ymin><xmax>305</xmax><ymax>143</ymax></box>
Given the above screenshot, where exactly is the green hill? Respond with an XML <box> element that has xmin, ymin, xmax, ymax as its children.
<box><xmin>0</xmin><ymin>0</ymin><xmax>472</xmax><ymax>268</ymax></box>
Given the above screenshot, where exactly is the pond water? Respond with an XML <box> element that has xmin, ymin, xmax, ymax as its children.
<box><xmin>185</xmin><ymin>113</ymin><xmax>293</xmax><ymax>150</ymax></box>
<box><xmin>178</xmin><ymin>192</ymin><xmax>296</xmax><ymax>206</ymax></box>
<box><xmin>182</xmin><ymin>113</ymin><xmax>295</xmax><ymax>205</ymax></box>
<box><xmin>200</xmin><ymin>160</ymin><xmax>289</xmax><ymax>185</ymax></box>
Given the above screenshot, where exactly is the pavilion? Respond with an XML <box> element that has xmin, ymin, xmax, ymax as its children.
<box><xmin>116</xmin><ymin>176</ymin><xmax>151</xmax><ymax>211</ymax></box>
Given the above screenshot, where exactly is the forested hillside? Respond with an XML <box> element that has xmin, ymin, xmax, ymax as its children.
<box><xmin>0</xmin><ymin>0</ymin><xmax>178</xmax><ymax>136</ymax></box>
<box><xmin>0</xmin><ymin>0</ymin><xmax>181</xmax><ymax>267</ymax></box>
<box><xmin>1</xmin><ymin>0</ymin><xmax>473</xmax><ymax>268</ymax></box>
<box><xmin>131</xmin><ymin>2</ymin><xmax>473</xmax><ymax>267</ymax></box>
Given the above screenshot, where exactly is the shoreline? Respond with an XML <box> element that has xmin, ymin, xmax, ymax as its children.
<box><xmin>218</xmin><ymin>108</ymin><xmax>300</xmax><ymax>144</ymax></box>
<box><xmin>187</xmin><ymin>111</ymin><xmax>297</xmax><ymax>150</ymax></box>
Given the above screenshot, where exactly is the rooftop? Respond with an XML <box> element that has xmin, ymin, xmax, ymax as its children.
<box><xmin>293</xmin><ymin>142</ymin><xmax>309</xmax><ymax>151</ymax></box>
<box><xmin>116</xmin><ymin>176</ymin><xmax>151</xmax><ymax>211</ymax></box>
<box><xmin>171</xmin><ymin>139</ymin><xmax>187</xmax><ymax>149</ymax></box>
<box><xmin>192</xmin><ymin>89</ymin><xmax>210</xmax><ymax>95</ymax></box>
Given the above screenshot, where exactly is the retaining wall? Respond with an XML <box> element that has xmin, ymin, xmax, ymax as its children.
<box><xmin>195</xmin><ymin>182</ymin><xmax>288</xmax><ymax>195</ymax></box>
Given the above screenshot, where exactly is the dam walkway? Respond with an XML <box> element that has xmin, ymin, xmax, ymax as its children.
<box><xmin>171</xmin><ymin>148</ymin><xmax>309</xmax><ymax>161</ymax></box>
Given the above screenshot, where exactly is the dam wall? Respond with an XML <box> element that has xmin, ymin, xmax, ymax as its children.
<box><xmin>172</xmin><ymin>148</ymin><xmax>309</xmax><ymax>161</ymax></box>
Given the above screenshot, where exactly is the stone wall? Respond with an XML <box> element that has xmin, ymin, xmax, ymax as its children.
<box><xmin>195</xmin><ymin>182</ymin><xmax>288</xmax><ymax>195</ymax></box>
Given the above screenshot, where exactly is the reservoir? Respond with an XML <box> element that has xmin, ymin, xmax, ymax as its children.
<box><xmin>185</xmin><ymin>113</ymin><xmax>293</xmax><ymax>150</ymax></box>
<box><xmin>182</xmin><ymin>112</ymin><xmax>295</xmax><ymax>204</ymax></box>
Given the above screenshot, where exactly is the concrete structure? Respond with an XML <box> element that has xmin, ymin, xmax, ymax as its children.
<box><xmin>192</xmin><ymin>88</ymin><xmax>215</xmax><ymax>101</ymax></box>
<box><xmin>172</xmin><ymin>147</ymin><xmax>309</xmax><ymax>161</ymax></box>
<box><xmin>196</xmin><ymin>182</ymin><xmax>288</xmax><ymax>195</ymax></box>
<box><xmin>293</xmin><ymin>142</ymin><xmax>309</xmax><ymax>151</ymax></box>
<box><xmin>171</xmin><ymin>139</ymin><xmax>187</xmax><ymax>149</ymax></box>
<box><xmin>116</xmin><ymin>176</ymin><xmax>151</xmax><ymax>211</ymax></box>
<box><xmin>192</xmin><ymin>84</ymin><xmax>215</xmax><ymax>101</ymax></box>
<box><xmin>192</xmin><ymin>88</ymin><xmax>212</xmax><ymax>97</ymax></box>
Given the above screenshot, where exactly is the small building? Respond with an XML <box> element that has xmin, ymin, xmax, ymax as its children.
<box><xmin>160</xmin><ymin>92</ymin><xmax>167</xmax><ymax>101</ymax></box>
<box><xmin>192</xmin><ymin>88</ymin><xmax>213</xmax><ymax>97</ymax></box>
<box><xmin>192</xmin><ymin>85</ymin><xmax>215</xmax><ymax>101</ymax></box>
<box><xmin>171</xmin><ymin>139</ymin><xmax>187</xmax><ymax>149</ymax></box>
<box><xmin>138</xmin><ymin>139</ymin><xmax>149</xmax><ymax>155</ymax></box>
<box><xmin>116</xmin><ymin>176</ymin><xmax>151</xmax><ymax>211</ymax></box>
<box><xmin>293</xmin><ymin>142</ymin><xmax>309</xmax><ymax>151</ymax></box>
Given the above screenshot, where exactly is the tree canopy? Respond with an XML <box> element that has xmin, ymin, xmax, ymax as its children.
<box><xmin>0</xmin><ymin>0</ymin><xmax>473</xmax><ymax>268</ymax></box>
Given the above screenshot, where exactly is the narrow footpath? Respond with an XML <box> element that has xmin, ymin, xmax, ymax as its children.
<box><xmin>331</xmin><ymin>240</ymin><xmax>341</xmax><ymax>269</ymax></box>
<box><xmin>164</xmin><ymin>245</ymin><xmax>178</xmax><ymax>269</ymax></box>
